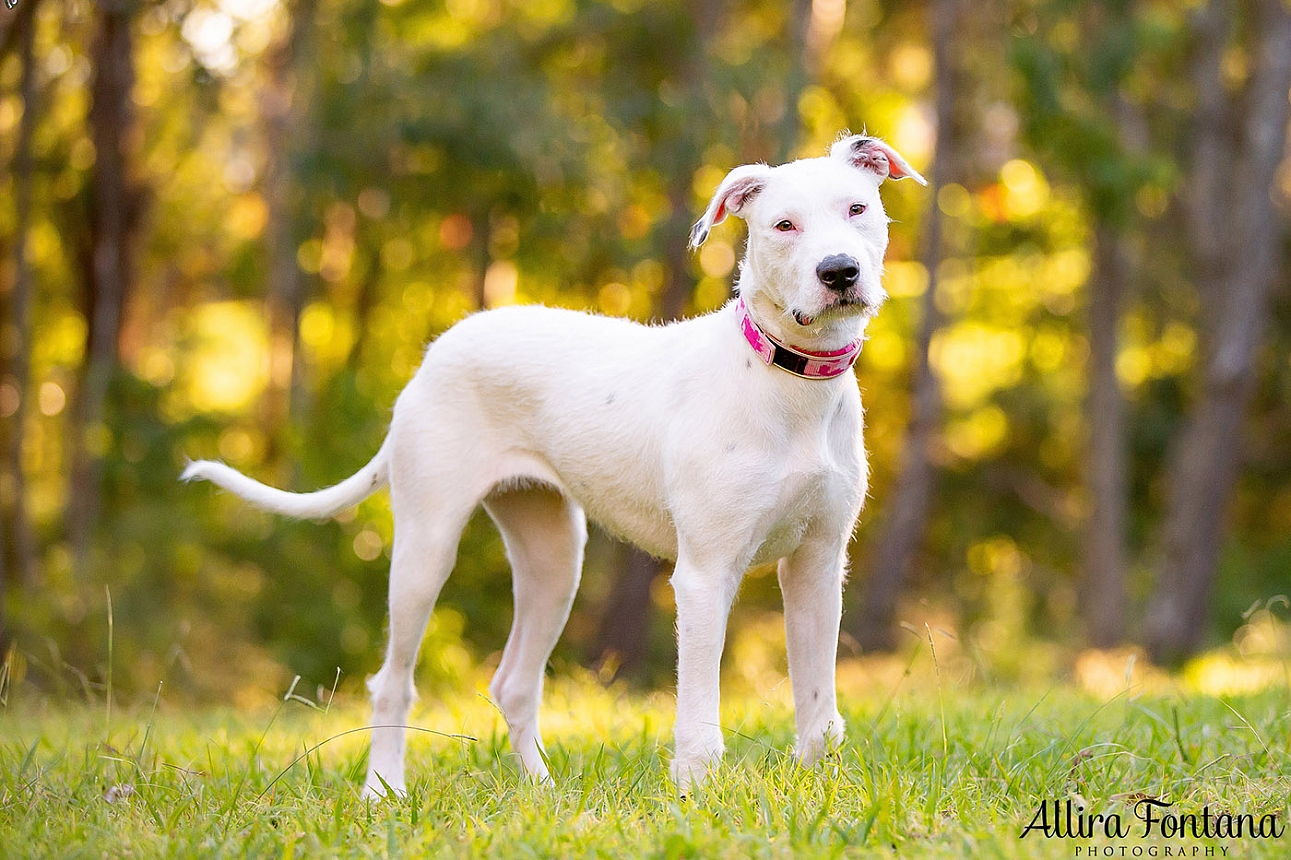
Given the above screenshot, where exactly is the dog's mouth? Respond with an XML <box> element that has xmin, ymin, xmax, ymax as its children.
<box><xmin>792</xmin><ymin>296</ymin><xmax>877</xmax><ymax>327</ymax></box>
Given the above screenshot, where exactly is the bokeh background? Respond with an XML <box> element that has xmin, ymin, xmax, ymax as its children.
<box><xmin>2</xmin><ymin>0</ymin><xmax>1290</xmax><ymax>705</ymax></box>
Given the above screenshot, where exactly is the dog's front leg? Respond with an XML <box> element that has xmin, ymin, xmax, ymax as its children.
<box><xmin>778</xmin><ymin>539</ymin><xmax>847</xmax><ymax>766</ymax></box>
<box><xmin>669</xmin><ymin>558</ymin><xmax>740</xmax><ymax>791</ymax></box>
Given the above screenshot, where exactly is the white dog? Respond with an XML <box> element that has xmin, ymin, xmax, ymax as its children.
<box><xmin>183</xmin><ymin>134</ymin><xmax>924</xmax><ymax>797</ymax></box>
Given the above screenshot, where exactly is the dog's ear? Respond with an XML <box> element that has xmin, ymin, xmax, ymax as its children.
<box><xmin>831</xmin><ymin>135</ymin><xmax>927</xmax><ymax>185</ymax></box>
<box><xmin>690</xmin><ymin>164</ymin><xmax>772</xmax><ymax>248</ymax></box>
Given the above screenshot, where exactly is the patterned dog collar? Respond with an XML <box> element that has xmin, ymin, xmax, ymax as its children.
<box><xmin>735</xmin><ymin>296</ymin><xmax>862</xmax><ymax>380</ymax></box>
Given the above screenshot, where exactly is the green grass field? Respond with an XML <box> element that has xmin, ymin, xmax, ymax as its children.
<box><xmin>2</xmin><ymin>645</ymin><xmax>1288</xmax><ymax>860</ymax></box>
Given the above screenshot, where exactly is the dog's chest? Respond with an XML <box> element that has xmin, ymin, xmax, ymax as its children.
<box><xmin>752</xmin><ymin>439</ymin><xmax>857</xmax><ymax>564</ymax></box>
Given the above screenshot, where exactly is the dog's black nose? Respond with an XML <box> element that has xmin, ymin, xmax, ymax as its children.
<box><xmin>816</xmin><ymin>255</ymin><xmax>860</xmax><ymax>291</ymax></box>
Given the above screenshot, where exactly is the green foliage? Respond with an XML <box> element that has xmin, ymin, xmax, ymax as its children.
<box><xmin>1011</xmin><ymin>1</ymin><xmax>1175</xmax><ymax>224</ymax></box>
<box><xmin>3</xmin><ymin>0</ymin><xmax>1291</xmax><ymax>703</ymax></box>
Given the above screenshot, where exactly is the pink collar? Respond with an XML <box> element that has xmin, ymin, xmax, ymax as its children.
<box><xmin>735</xmin><ymin>296</ymin><xmax>862</xmax><ymax>379</ymax></box>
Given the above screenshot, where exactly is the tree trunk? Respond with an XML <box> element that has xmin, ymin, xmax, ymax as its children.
<box><xmin>590</xmin><ymin>542</ymin><xmax>664</xmax><ymax>675</ymax></box>
<box><xmin>1</xmin><ymin>0</ymin><xmax>44</xmax><ymax>649</ymax></box>
<box><xmin>470</xmin><ymin>210</ymin><xmax>491</xmax><ymax>310</ymax></box>
<box><xmin>260</xmin><ymin>0</ymin><xmax>318</xmax><ymax>466</ymax></box>
<box><xmin>345</xmin><ymin>247</ymin><xmax>383</xmax><ymax>371</ymax></box>
<box><xmin>1145</xmin><ymin>0</ymin><xmax>1291</xmax><ymax>663</ymax></box>
<box><xmin>1082</xmin><ymin>223</ymin><xmax>1130</xmax><ymax>647</ymax></box>
<box><xmin>3</xmin><ymin>0</ymin><xmax>41</xmax><ymax>594</ymax></box>
<box><xmin>67</xmin><ymin>0</ymin><xmax>139</xmax><ymax>575</ymax></box>
<box><xmin>1179</xmin><ymin>0</ymin><xmax>1232</xmax><ymax>292</ymax></box>
<box><xmin>849</xmin><ymin>0</ymin><xmax>959</xmax><ymax>652</ymax></box>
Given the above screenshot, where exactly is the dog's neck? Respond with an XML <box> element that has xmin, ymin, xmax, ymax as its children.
<box><xmin>737</xmin><ymin>289</ymin><xmax>868</xmax><ymax>351</ymax></box>
<box><xmin>733</xmin><ymin>295</ymin><xmax>864</xmax><ymax>380</ymax></box>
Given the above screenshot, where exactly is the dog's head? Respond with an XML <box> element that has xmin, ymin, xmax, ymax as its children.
<box><xmin>691</xmin><ymin>134</ymin><xmax>925</xmax><ymax>334</ymax></box>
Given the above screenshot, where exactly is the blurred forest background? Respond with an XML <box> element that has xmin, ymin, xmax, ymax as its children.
<box><xmin>2</xmin><ymin>0</ymin><xmax>1290</xmax><ymax>705</ymax></box>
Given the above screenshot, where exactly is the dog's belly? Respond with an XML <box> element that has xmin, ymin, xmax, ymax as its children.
<box><xmin>522</xmin><ymin>409</ymin><xmax>682</xmax><ymax>560</ymax></box>
<box><xmin>576</xmin><ymin>493</ymin><xmax>679</xmax><ymax>560</ymax></box>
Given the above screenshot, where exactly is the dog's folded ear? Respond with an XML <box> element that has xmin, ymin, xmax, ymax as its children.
<box><xmin>831</xmin><ymin>135</ymin><xmax>927</xmax><ymax>185</ymax></box>
<box><xmin>690</xmin><ymin>164</ymin><xmax>773</xmax><ymax>248</ymax></box>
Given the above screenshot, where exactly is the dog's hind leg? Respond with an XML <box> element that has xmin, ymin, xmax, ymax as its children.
<box><xmin>363</xmin><ymin>518</ymin><xmax>465</xmax><ymax>798</ymax></box>
<box><xmin>483</xmin><ymin>485</ymin><xmax>587</xmax><ymax>781</ymax></box>
<box><xmin>363</xmin><ymin>457</ymin><xmax>482</xmax><ymax>799</ymax></box>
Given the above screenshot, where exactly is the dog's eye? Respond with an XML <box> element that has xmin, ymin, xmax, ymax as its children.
<box><xmin>774</xmin><ymin>219</ymin><xmax>796</xmax><ymax>232</ymax></box>
<box><xmin>849</xmin><ymin>203</ymin><xmax>867</xmax><ymax>217</ymax></box>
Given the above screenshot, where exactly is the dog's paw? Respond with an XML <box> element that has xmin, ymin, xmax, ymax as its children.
<box><xmin>670</xmin><ymin>742</ymin><xmax>724</xmax><ymax>793</ymax></box>
<box><xmin>361</xmin><ymin>772</ymin><xmax>407</xmax><ymax>801</ymax></box>
<box><xmin>521</xmin><ymin>759</ymin><xmax>554</xmax><ymax>786</ymax></box>
<box><xmin>670</xmin><ymin>757</ymin><xmax>706</xmax><ymax>795</ymax></box>
<box><xmin>796</xmin><ymin>713</ymin><xmax>846</xmax><ymax>766</ymax></box>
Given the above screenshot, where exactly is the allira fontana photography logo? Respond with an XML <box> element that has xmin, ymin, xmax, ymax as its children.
<box><xmin>1020</xmin><ymin>796</ymin><xmax>1285</xmax><ymax>856</ymax></box>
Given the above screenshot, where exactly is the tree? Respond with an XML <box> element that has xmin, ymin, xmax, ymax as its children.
<box><xmin>260</xmin><ymin>0</ymin><xmax>319</xmax><ymax>464</ymax></box>
<box><xmin>1</xmin><ymin>0</ymin><xmax>44</xmax><ymax>644</ymax></box>
<box><xmin>1083</xmin><ymin>219</ymin><xmax>1131</xmax><ymax>647</ymax></box>
<box><xmin>1073</xmin><ymin>7</ymin><xmax>1149</xmax><ymax>649</ymax></box>
<box><xmin>849</xmin><ymin>0</ymin><xmax>962</xmax><ymax>651</ymax></box>
<box><xmin>1145</xmin><ymin>0</ymin><xmax>1291</xmax><ymax>662</ymax></box>
<box><xmin>67</xmin><ymin>0</ymin><xmax>144</xmax><ymax>575</ymax></box>
<box><xmin>1011</xmin><ymin>0</ymin><xmax>1168</xmax><ymax>648</ymax></box>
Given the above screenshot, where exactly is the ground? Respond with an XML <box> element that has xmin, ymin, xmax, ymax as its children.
<box><xmin>2</xmin><ymin>648</ymin><xmax>1287</xmax><ymax>858</ymax></box>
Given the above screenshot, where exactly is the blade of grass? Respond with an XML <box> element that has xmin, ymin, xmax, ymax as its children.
<box><xmin>104</xmin><ymin>585</ymin><xmax>114</xmax><ymax>744</ymax></box>
<box><xmin>1218</xmin><ymin>697</ymin><xmax>1270</xmax><ymax>756</ymax></box>
<box><xmin>255</xmin><ymin>724</ymin><xmax>477</xmax><ymax>802</ymax></box>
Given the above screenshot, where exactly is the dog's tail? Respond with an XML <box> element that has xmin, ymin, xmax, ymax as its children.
<box><xmin>181</xmin><ymin>436</ymin><xmax>391</xmax><ymax>520</ymax></box>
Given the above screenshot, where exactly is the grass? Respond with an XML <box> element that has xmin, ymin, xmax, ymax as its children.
<box><xmin>2</xmin><ymin>648</ymin><xmax>1289</xmax><ymax>860</ymax></box>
